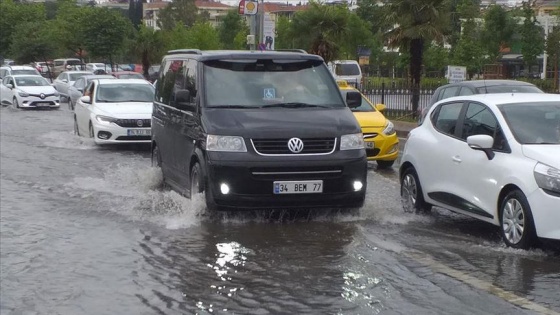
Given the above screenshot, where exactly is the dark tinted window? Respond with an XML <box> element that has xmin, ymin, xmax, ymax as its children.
<box><xmin>500</xmin><ymin>102</ymin><xmax>560</xmax><ymax>144</ymax></box>
<box><xmin>433</xmin><ymin>102</ymin><xmax>463</xmax><ymax>136</ymax></box>
<box><xmin>334</xmin><ymin>63</ymin><xmax>360</xmax><ymax>75</ymax></box>
<box><xmin>458</xmin><ymin>87</ymin><xmax>474</xmax><ymax>96</ymax></box>
<box><xmin>475</xmin><ymin>85</ymin><xmax>542</xmax><ymax>94</ymax></box>
<box><xmin>155</xmin><ymin>59</ymin><xmax>186</xmax><ymax>106</ymax></box>
<box><xmin>184</xmin><ymin>59</ymin><xmax>197</xmax><ymax>105</ymax></box>
<box><xmin>439</xmin><ymin>86</ymin><xmax>460</xmax><ymax>100</ymax></box>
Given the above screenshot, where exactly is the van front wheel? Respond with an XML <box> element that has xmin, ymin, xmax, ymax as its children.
<box><xmin>190</xmin><ymin>163</ymin><xmax>204</xmax><ymax>198</ymax></box>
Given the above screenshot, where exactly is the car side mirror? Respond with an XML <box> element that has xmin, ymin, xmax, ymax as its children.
<box><xmin>77</xmin><ymin>88</ymin><xmax>83</xmax><ymax>93</ymax></box>
<box><xmin>175</xmin><ymin>89</ymin><xmax>196</xmax><ymax>111</ymax></box>
<box><xmin>6</xmin><ymin>84</ymin><xmax>13</xmax><ymax>89</ymax></box>
<box><xmin>375</xmin><ymin>103</ymin><xmax>386</xmax><ymax>111</ymax></box>
<box><xmin>467</xmin><ymin>134</ymin><xmax>495</xmax><ymax>160</ymax></box>
<box><xmin>346</xmin><ymin>91</ymin><xmax>361</xmax><ymax>108</ymax></box>
<box><xmin>80</xmin><ymin>95</ymin><xmax>91</xmax><ymax>104</ymax></box>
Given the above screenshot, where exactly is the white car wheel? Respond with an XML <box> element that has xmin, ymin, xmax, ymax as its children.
<box><xmin>13</xmin><ymin>97</ymin><xmax>19</xmax><ymax>109</ymax></box>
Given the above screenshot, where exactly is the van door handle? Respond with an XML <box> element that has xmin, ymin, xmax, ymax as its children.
<box><xmin>452</xmin><ymin>155</ymin><xmax>462</xmax><ymax>163</ymax></box>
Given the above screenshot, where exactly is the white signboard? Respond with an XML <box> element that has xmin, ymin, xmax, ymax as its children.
<box><xmin>262</xmin><ymin>13</ymin><xmax>275</xmax><ymax>50</ymax></box>
<box><xmin>243</xmin><ymin>0</ymin><xmax>258</xmax><ymax>15</ymax></box>
<box><xmin>447</xmin><ymin>65</ymin><xmax>467</xmax><ymax>83</ymax></box>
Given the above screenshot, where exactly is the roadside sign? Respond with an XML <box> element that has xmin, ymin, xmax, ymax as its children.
<box><xmin>447</xmin><ymin>66</ymin><xmax>467</xmax><ymax>83</ymax></box>
<box><xmin>238</xmin><ymin>0</ymin><xmax>245</xmax><ymax>14</ymax></box>
<box><xmin>242</xmin><ymin>0</ymin><xmax>257</xmax><ymax>15</ymax></box>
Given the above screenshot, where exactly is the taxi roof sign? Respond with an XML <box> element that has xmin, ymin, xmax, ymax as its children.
<box><xmin>336</xmin><ymin>79</ymin><xmax>349</xmax><ymax>87</ymax></box>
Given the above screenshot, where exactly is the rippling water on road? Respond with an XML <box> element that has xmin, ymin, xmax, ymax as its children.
<box><xmin>1</xmin><ymin>105</ymin><xmax>558</xmax><ymax>315</ymax></box>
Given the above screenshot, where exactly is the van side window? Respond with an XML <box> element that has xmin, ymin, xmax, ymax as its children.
<box><xmin>185</xmin><ymin>59</ymin><xmax>197</xmax><ymax>105</ymax></box>
<box><xmin>156</xmin><ymin>59</ymin><xmax>186</xmax><ymax>106</ymax></box>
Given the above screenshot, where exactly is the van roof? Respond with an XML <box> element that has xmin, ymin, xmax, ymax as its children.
<box><xmin>163</xmin><ymin>49</ymin><xmax>323</xmax><ymax>62</ymax></box>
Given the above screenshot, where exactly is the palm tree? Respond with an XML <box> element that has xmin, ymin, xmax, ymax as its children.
<box><xmin>289</xmin><ymin>2</ymin><xmax>350</xmax><ymax>63</ymax></box>
<box><xmin>134</xmin><ymin>25</ymin><xmax>165</xmax><ymax>78</ymax></box>
<box><xmin>384</xmin><ymin>0</ymin><xmax>450</xmax><ymax>117</ymax></box>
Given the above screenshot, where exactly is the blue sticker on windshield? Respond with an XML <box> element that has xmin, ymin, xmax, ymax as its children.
<box><xmin>263</xmin><ymin>88</ymin><xmax>276</xmax><ymax>99</ymax></box>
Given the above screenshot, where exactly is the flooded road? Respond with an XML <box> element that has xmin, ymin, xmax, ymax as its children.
<box><xmin>1</xmin><ymin>105</ymin><xmax>559</xmax><ymax>315</ymax></box>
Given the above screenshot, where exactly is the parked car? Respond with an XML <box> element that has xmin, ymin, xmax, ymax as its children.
<box><xmin>67</xmin><ymin>74</ymin><xmax>114</xmax><ymax>110</ymax></box>
<box><xmin>337</xmin><ymin>79</ymin><xmax>399</xmax><ymax>168</ymax></box>
<box><xmin>400</xmin><ymin>93</ymin><xmax>560</xmax><ymax>249</ymax></box>
<box><xmin>74</xmin><ymin>78</ymin><xmax>154</xmax><ymax>144</ymax></box>
<box><xmin>151</xmin><ymin>49</ymin><xmax>367</xmax><ymax>211</ymax></box>
<box><xmin>418</xmin><ymin>80</ymin><xmax>544</xmax><ymax>125</ymax></box>
<box><xmin>111</xmin><ymin>71</ymin><xmax>145</xmax><ymax>80</ymax></box>
<box><xmin>53</xmin><ymin>71</ymin><xmax>93</xmax><ymax>101</ymax></box>
<box><xmin>328</xmin><ymin>60</ymin><xmax>362</xmax><ymax>88</ymax></box>
<box><xmin>0</xmin><ymin>75</ymin><xmax>60</xmax><ymax>109</ymax></box>
<box><xmin>0</xmin><ymin>65</ymin><xmax>41</xmax><ymax>79</ymax></box>
<box><xmin>52</xmin><ymin>58</ymin><xmax>83</xmax><ymax>76</ymax></box>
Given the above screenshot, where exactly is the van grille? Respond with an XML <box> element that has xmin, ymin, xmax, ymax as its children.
<box><xmin>251</xmin><ymin>138</ymin><xmax>336</xmax><ymax>155</ymax></box>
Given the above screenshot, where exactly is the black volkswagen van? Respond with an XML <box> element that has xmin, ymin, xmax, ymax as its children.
<box><xmin>152</xmin><ymin>49</ymin><xmax>367</xmax><ymax>210</ymax></box>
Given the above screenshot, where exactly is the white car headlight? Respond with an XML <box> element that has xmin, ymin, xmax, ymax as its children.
<box><xmin>95</xmin><ymin>115</ymin><xmax>118</xmax><ymax>124</ymax></box>
<box><xmin>534</xmin><ymin>163</ymin><xmax>560</xmax><ymax>194</ymax></box>
<box><xmin>53</xmin><ymin>91</ymin><xmax>60</xmax><ymax>97</ymax></box>
<box><xmin>340</xmin><ymin>133</ymin><xmax>364</xmax><ymax>150</ymax></box>
<box><xmin>206</xmin><ymin>135</ymin><xmax>247</xmax><ymax>152</ymax></box>
<box><xmin>18</xmin><ymin>91</ymin><xmax>29</xmax><ymax>97</ymax></box>
<box><xmin>383</xmin><ymin>120</ymin><xmax>395</xmax><ymax>135</ymax></box>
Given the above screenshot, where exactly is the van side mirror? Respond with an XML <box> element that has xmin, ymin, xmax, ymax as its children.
<box><xmin>175</xmin><ymin>89</ymin><xmax>195</xmax><ymax>111</ymax></box>
<box><xmin>346</xmin><ymin>91</ymin><xmax>361</xmax><ymax>108</ymax></box>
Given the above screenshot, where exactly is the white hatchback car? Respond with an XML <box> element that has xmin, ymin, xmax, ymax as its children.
<box><xmin>400</xmin><ymin>93</ymin><xmax>560</xmax><ymax>249</ymax></box>
<box><xmin>0</xmin><ymin>75</ymin><xmax>60</xmax><ymax>109</ymax></box>
<box><xmin>74</xmin><ymin>78</ymin><xmax>154</xmax><ymax>144</ymax></box>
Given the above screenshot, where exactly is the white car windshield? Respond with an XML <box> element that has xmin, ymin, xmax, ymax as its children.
<box><xmin>96</xmin><ymin>83</ymin><xmax>155</xmax><ymax>103</ymax></box>
<box><xmin>202</xmin><ymin>59</ymin><xmax>345</xmax><ymax>108</ymax></box>
<box><xmin>500</xmin><ymin>102</ymin><xmax>560</xmax><ymax>144</ymax></box>
<box><xmin>15</xmin><ymin>76</ymin><xmax>50</xmax><ymax>87</ymax></box>
<box><xmin>12</xmin><ymin>70</ymin><xmax>39</xmax><ymax>76</ymax></box>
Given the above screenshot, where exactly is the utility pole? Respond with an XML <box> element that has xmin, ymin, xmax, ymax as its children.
<box><xmin>542</xmin><ymin>15</ymin><xmax>549</xmax><ymax>79</ymax></box>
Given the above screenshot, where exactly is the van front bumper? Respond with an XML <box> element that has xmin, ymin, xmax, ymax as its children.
<box><xmin>205</xmin><ymin>156</ymin><xmax>368</xmax><ymax>210</ymax></box>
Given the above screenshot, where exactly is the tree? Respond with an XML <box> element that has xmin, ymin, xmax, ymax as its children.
<box><xmin>384</xmin><ymin>0</ymin><xmax>450</xmax><ymax>117</ymax></box>
<box><xmin>133</xmin><ymin>24</ymin><xmax>165</xmax><ymax>78</ymax></box>
<box><xmin>452</xmin><ymin>17</ymin><xmax>485</xmax><ymax>78</ymax></box>
<box><xmin>51</xmin><ymin>1</ymin><xmax>92</xmax><ymax>59</ymax></box>
<box><xmin>481</xmin><ymin>5</ymin><xmax>516</xmax><ymax>62</ymax></box>
<box><xmin>355</xmin><ymin>0</ymin><xmax>391</xmax><ymax>35</ymax></box>
<box><xmin>338</xmin><ymin>13</ymin><xmax>381</xmax><ymax>61</ymax></box>
<box><xmin>83</xmin><ymin>7</ymin><xmax>134</xmax><ymax>63</ymax></box>
<box><xmin>0</xmin><ymin>0</ymin><xmax>45</xmax><ymax>58</ymax></box>
<box><xmin>157</xmin><ymin>0</ymin><xmax>199</xmax><ymax>30</ymax></box>
<box><xmin>275</xmin><ymin>15</ymin><xmax>294</xmax><ymax>49</ymax></box>
<box><xmin>520</xmin><ymin>2</ymin><xmax>545</xmax><ymax>70</ymax></box>
<box><xmin>128</xmin><ymin>0</ymin><xmax>144</xmax><ymax>30</ymax></box>
<box><xmin>218</xmin><ymin>10</ymin><xmax>245</xmax><ymax>49</ymax></box>
<box><xmin>9</xmin><ymin>21</ymin><xmax>57</xmax><ymax>64</ymax></box>
<box><xmin>289</xmin><ymin>3</ymin><xmax>350</xmax><ymax>63</ymax></box>
<box><xmin>546</xmin><ymin>26</ymin><xmax>560</xmax><ymax>91</ymax></box>
<box><xmin>423</xmin><ymin>44</ymin><xmax>449</xmax><ymax>75</ymax></box>
<box><xmin>166</xmin><ymin>22</ymin><xmax>221</xmax><ymax>50</ymax></box>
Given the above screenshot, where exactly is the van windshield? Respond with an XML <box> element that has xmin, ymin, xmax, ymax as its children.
<box><xmin>203</xmin><ymin>59</ymin><xmax>345</xmax><ymax>108</ymax></box>
<box><xmin>334</xmin><ymin>64</ymin><xmax>360</xmax><ymax>76</ymax></box>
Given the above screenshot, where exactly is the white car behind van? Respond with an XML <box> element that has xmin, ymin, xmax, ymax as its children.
<box><xmin>328</xmin><ymin>60</ymin><xmax>363</xmax><ymax>88</ymax></box>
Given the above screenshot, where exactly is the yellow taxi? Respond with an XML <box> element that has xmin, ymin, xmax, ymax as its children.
<box><xmin>337</xmin><ymin>80</ymin><xmax>399</xmax><ymax>168</ymax></box>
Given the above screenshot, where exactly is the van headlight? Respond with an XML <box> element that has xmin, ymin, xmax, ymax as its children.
<box><xmin>340</xmin><ymin>133</ymin><xmax>364</xmax><ymax>150</ymax></box>
<box><xmin>534</xmin><ymin>163</ymin><xmax>560</xmax><ymax>194</ymax></box>
<box><xmin>383</xmin><ymin>120</ymin><xmax>395</xmax><ymax>135</ymax></box>
<box><xmin>206</xmin><ymin>135</ymin><xmax>247</xmax><ymax>152</ymax></box>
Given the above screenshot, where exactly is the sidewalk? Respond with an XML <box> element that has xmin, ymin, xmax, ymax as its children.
<box><xmin>393</xmin><ymin>120</ymin><xmax>418</xmax><ymax>138</ymax></box>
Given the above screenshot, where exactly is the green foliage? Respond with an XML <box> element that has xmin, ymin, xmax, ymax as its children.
<box><xmin>338</xmin><ymin>13</ymin><xmax>381</xmax><ymax>61</ymax></box>
<box><xmin>218</xmin><ymin>10</ymin><xmax>245</xmax><ymax>49</ymax></box>
<box><xmin>233</xmin><ymin>26</ymin><xmax>250</xmax><ymax>50</ymax></box>
<box><xmin>355</xmin><ymin>0</ymin><xmax>391</xmax><ymax>35</ymax></box>
<box><xmin>9</xmin><ymin>21</ymin><xmax>57</xmax><ymax>64</ymax></box>
<box><xmin>481</xmin><ymin>5</ymin><xmax>516</xmax><ymax>61</ymax></box>
<box><xmin>128</xmin><ymin>0</ymin><xmax>144</xmax><ymax>30</ymax></box>
<box><xmin>166</xmin><ymin>22</ymin><xmax>221</xmax><ymax>51</ymax></box>
<box><xmin>50</xmin><ymin>2</ymin><xmax>92</xmax><ymax>58</ymax></box>
<box><xmin>82</xmin><ymin>7</ymin><xmax>133</xmax><ymax>61</ymax></box>
<box><xmin>157</xmin><ymin>0</ymin><xmax>199</xmax><ymax>30</ymax></box>
<box><xmin>423</xmin><ymin>44</ymin><xmax>449</xmax><ymax>73</ymax></box>
<box><xmin>131</xmin><ymin>24</ymin><xmax>166</xmax><ymax>76</ymax></box>
<box><xmin>0</xmin><ymin>0</ymin><xmax>46</xmax><ymax>58</ymax></box>
<box><xmin>452</xmin><ymin>18</ymin><xmax>485</xmax><ymax>77</ymax></box>
<box><xmin>546</xmin><ymin>26</ymin><xmax>560</xmax><ymax>67</ymax></box>
<box><xmin>520</xmin><ymin>2</ymin><xmax>544</xmax><ymax>67</ymax></box>
<box><xmin>274</xmin><ymin>16</ymin><xmax>294</xmax><ymax>50</ymax></box>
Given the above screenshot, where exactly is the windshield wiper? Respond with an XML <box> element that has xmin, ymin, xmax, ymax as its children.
<box><xmin>207</xmin><ymin>105</ymin><xmax>255</xmax><ymax>109</ymax></box>
<box><xmin>260</xmin><ymin>102</ymin><xmax>328</xmax><ymax>108</ymax></box>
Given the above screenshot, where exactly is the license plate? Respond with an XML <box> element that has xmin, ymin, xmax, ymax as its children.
<box><xmin>273</xmin><ymin>180</ymin><xmax>323</xmax><ymax>194</ymax></box>
<box><xmin>365</xmin><ymin>142</ymin><xmax>375</xmax><ymax>148</ymax></box>
<box><xmin>127</xmin><ymin>129</ymin><xmax>151</xmax><ymax>136</ymax></box>
<box><xmin>36</xmin><ymin>103</ymin><xmax>50</xmax><ymax>107</ymax></box>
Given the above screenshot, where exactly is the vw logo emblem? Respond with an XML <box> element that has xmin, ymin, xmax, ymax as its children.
<box><xmin>136</xmin><ymin>120</ymin><xmax>144</xmax><ymax>127</ymax></box>
<box><xmin>39</xmin><ymin>93</ymin><xmax>45</xmax><ymax>99</ymax></box>
<box><xmin>287</xmin><ymin>137</ymin><xmax>304</xmax><ymax>153</ymax></box>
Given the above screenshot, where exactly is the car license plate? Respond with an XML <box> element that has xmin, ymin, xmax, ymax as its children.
<box><xmin>365</xmin><ymin>142</ymin><xmax>375</xmax><ymax>148</ymax></box>
<box><xmin>127</xmin><ymin>129</ymin><xmax>151</xmax><ymax>136</ymax></box>
<box><xmin>273</xmin><ymin>180</ymin><xmax>323</xmax><ymax>194</ymax></box>
<box><xmin>36</xmin><ymin>103</ymin><xmax>50</xmax><ymax>107</ymax></box>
